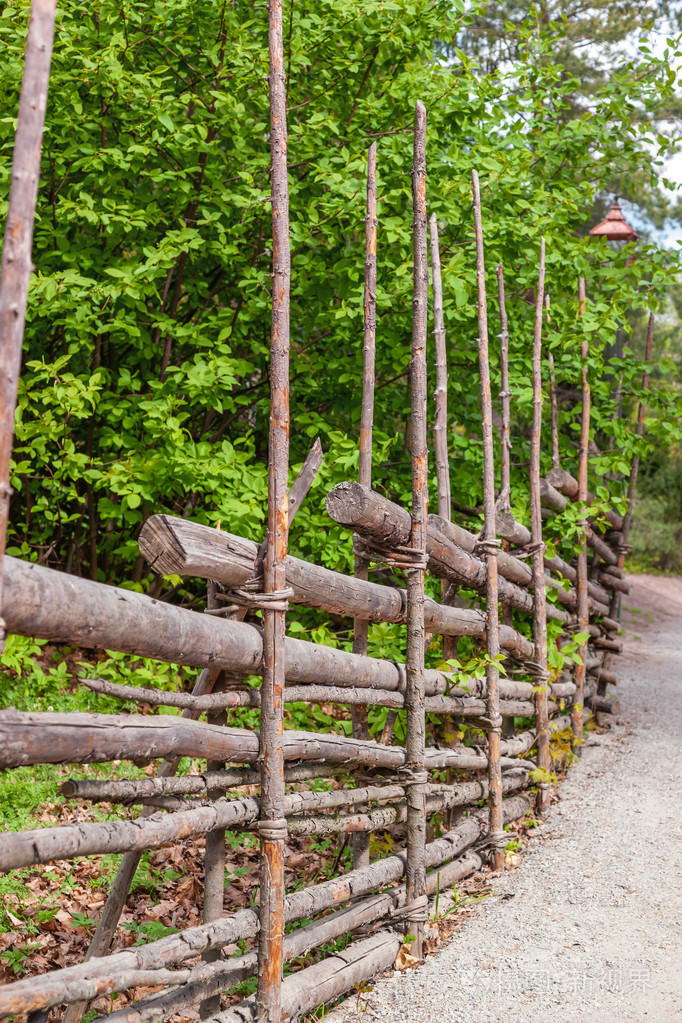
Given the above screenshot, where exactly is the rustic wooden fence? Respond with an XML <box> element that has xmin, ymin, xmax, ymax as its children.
<box><xmin>0</xmin><ymin>1</ymin><xmax>647</xmax><ymax>1021</ymax></box>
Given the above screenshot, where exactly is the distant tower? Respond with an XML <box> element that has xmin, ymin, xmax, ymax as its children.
<box><xmin>589</xmin><ymin>201</ymin><xmax>639</xmax><ymax>243</ymax></box>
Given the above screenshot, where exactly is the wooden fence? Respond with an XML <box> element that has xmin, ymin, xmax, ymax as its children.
<box><xmin>0</xmin><ymin>2</ymin><xmax>647</xmax><ymax>1021</ymax></box>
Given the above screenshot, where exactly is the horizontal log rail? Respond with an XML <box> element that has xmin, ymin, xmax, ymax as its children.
<box><xmin>0</xmin><ymin>708</ymin><xmax>536</xmax><ymax>772</ymax></box>
<box><xmin>140</xmin><ymin>515</ymin><xmax>535</xmax><ymax>660</ymax></box>
<box><xmin>545</xmin><ymin>466</ymin><xmax>624</xmax><ymax>531</ymax></box>
<box><xmin>325</xmin><ymin>482</ymin><xmax>573</xmax><ymax>624</ymax></box>
<box><xmin>0</xmin><ymin>794</ymin><xmax>533</xmax><ymax>1017</ymax></box>
<box><xmin>80</xmin><ymin>674</ymin><xmax>553</xmax><ymax>716</ymax></box>
<box><xmin>2</xmin><ymin>556</ymin><xmax>533</xmax><ymax>701</ymax></box>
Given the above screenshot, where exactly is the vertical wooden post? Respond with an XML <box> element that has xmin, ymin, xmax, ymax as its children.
<box><xmin>430</xmin><ymin>214</ymin><xmax>450</xmax><ymax>524</ymax></box>
<box><xmin>200</xmin><ymin>587</ymin><xmax>226</xmax><ymax>1020</ymax></box>
<box><xmin>472</xmin><ymin>170</ymin><xmax>504</xmax><ymax>870</ymax></box>
<box><xmin>351</xmin><ymin>143</ymin><xmax>377</xmax><ymax>870</ymax></box>
<box><xmin>546</xmin><ymin>295</ymin><xmax>560</xmax><ymax>472</ymax></box>
<box><xmin>572</xmin><ymin>277</ymin><xmax>589</xmax><ymax>742</ymax></box>
<box><xmin>405</xmin><ymin>101</ymin><xmax>428</xmax><ymax>958</ymax></box>
<box><xmin>618</xmin><ymin>313</ymin><xmax>654</xmax><ymax>566</ymax></box>
<box><xmin>256</xmin><ymin>1</ymin><xmax>290</xmax><ymax>1019</ymax></box>
<box><xmin>529</xmin><ymin>239</ymin><xmax>550</xmax><ymax>810</ymax></box>
<box><xmin>430</xmin><ymin>213</ymin><xmax>457</xmax><ymax>666</ymax></box>
<box><xmin>496</xmin><ymin>265</ymin><xmax>511</xmax><ymax>514</ymax></box>
<box><xmin>0</xmin><ymin>0</ymin><xmax>57</xmax><ymax>649</ymax></box>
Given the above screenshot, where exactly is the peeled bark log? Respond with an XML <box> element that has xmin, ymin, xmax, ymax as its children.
<box><xmin>82</xmin><ymin>673</ymin><xmax>538</xmax><ymax>718</ymax></box>
<box><xmin>0</xmin><ymin>792</ymin><xmax>535</xmax><ymax>1019</ymax></box>
<box><xmin>327</xmin><ymin>483</ymin><xmax>571</xmax><ymax>624</ymax></box>
<box><xmin>539</xmin><ymin>478</ymin><xmax>567</xmax><ymax>512</ymax></box>
<box><xmin>598</xmin><ymin>571</ymin><xmax>630</xmax><ymax>594</ymax></box>
<box><xmin>4</xmin><ymin>554</ymin><xmax>485</xmax><ymax>698</ymax></box>
<box><xmin>140</xmin><ymin>515</ymin><xmax>535</xmax><ymax>659</ymax></box>
<box><xmin>0</xmin><ymin>707</ymin><xmax>534</xmax><ymax>774</ymax></box>
<box><xmin>545</xmin><ymin>467</ymin><xmax>624</xmax><ymax>531</ymax></box>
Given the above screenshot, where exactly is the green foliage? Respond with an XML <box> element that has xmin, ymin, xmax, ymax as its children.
<box><xmin>0</xmin><ymin>0</ymin><xmax>678</xmax><ymax>602</ymax></box>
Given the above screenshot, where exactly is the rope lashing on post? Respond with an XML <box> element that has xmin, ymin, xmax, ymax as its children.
<box><xmin>472</xmin><ymin>536</ymin><xmax>502</xmax><ymax>559</ymax></box>
<box><xmin>525</xmin><ymin>661</ymin><xmax>552</xmax><ymax>686</ymax></box>
<box><xmin>479</xmin><ymin>828</ymin><xmax>508</xmax><ymax>852</ymax></box>
<box><xmin>389</xmin><ymin>893</ymin><xmax>429</xmax><ymax>925</ymax></box>
<box><xmin>397</xmin><ymin>764</ymin><xmax>429</xmax><ymax>788</ymax></box>
<box><xmin>255</xmin><ymin>818</ymin><xmax>288</xmax><ymax>842</ymax></box>
<box><xmin>211</xmin><ymin>583</ymin><xmax>295</xmax><ymax>615</ymax></box>
<box><xmin>352</xmin><ymin>537</ymin><xmax>429</xmax><ymax>572</ymax></box>
<box><xmin>510</xmin><ymin>540</ymin><xmax>545</xmax><ymax>559</ymax></box>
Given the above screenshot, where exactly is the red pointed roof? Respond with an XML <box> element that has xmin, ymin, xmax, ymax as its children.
<box><xmin>589</xmin><ymin>202</ymin><xmax>639</xmax><ymax>243</ymax></box>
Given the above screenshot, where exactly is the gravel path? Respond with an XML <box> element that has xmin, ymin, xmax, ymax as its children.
<box><xmin>336</xmin><ymin>574</ymin><xmax>682</xmax><ymax>1023</ymax></box>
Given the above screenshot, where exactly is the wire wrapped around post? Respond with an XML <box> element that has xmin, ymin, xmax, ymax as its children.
<box><xmin>571</xmin><ymin>277</ymin><xmax>589</xmax><ymax>744</ymax></box>
<box><xmin>351</xmin><ymin>142</ymin><xmax>378</xmax><ymax>870</ymax></box>
<box><xmin>404</xmin><ymin>101</ymin><xmax>429</xmax><ymax>957</ymax></box>
<box><xmin>529</xmin><ymin>238</ymin><xmax>550</xmax><ymax>808</ymax></box>
<box><xmin>472</xmin><ymin>170</ymin><xmax>504</xmax><ymax>870</ymax></box>
<box><xmin>256</xmin><ymin>1</ymin><xmax>290</xmax><ymax>1018</ymax></box>
<box><xmin>0</xmin><ymin>0</ymin><xmax>57</xmax><ymax>651</ymax></box>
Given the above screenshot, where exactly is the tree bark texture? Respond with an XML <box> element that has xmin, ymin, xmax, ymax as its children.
<box><xmin>351</xmin><ymin>141</ymin><xmax>378</xmax><ymax>870</ymax></box>
<box><xmin>529</xmin><ymin>238</ymin><xmax>550</xmax><ymax>809</ymax></box>
<box><xmin>0</xmin><ymin>0</ymin><xmax>57</xmax><ymax>647</ymax></box>
<box><xmin>404</xmin><ymin>100</ymin><xmax>429</xmax><ymax>953</ymax></box>
<box><xmin>472</xmin><ymin>168</ymin><xmax>504</xmax><ymax>870</ymax></box>
<box><xmin>0</xmin><ymin>795</ymin><xmax>533</xmax><ymax>1017</ymax></box>
<box><xmin>572</xmin><ymin>277</ymin><xmax>589</xmax><ymax>743</ymax></box>
<box><xmin>140</xmin><ymin>514</ymin><xmax>537</xmax><ymax>656</ymax></box>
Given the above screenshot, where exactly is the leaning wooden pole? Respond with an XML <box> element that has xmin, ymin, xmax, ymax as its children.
<box><xmin>472</xmin><ymin>170</ymin><xmax>504</xmax><ymax>870</ymax></box>
<box><xmin>496</xmin><ymin>264</ymin><xmax>511</xmax><ymax>513</ymax></box>
<box><xmin>572</xmin><ymin>276</ymin><xmax>589</xmax><ymax>742</ymax></box>
<box><xmin>404</xmin><ymin>100</ymin><xmax>429</xmax><ymax>957</ymax></box>
<box><xmin>529</xmin><ymin>239</ymin><xmax>550</xmax><ymax>809</ymax></box>
<box><xmin>0</xmin><ymin>0</ymin><xmax>57</xmax><ymax>649</ymax></box>
<box><xmin>256</xmin><ymin>1</ymin><xmax>291</xmax><ymax>1018</ymax></box>
<box><xmin>351</xmin><ymin>142</ymin><xmax>377</xmax><ymax>870</ymax></box>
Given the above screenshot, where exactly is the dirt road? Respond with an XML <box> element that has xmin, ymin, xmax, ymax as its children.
<box><xmin>336</xmin><ymin>574</ymin><xmax>682</xmax><ymax>1022</ymax></box>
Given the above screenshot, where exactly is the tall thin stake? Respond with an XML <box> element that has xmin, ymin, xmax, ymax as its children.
<box><xmin>405</xmin><ymin>101</ymin><xmax>428</xmax><ymax>957</ymax></box>
<box><xmin>619</xmin><ymin>313</ymin><xmax>654</xmax><ymax>567</ymax></box>
<box><xmin>430</xmin><ymin>214</ymin><xmax>457</xmax><ymax>663</ymax></box>
<box><xmin>472</xmin><ymin>170</ymin><xmax>504</xmax><ymax>869</ymax></box>
<box><xmin>199</xmin><ymin>588</ymin><xmax>226</xmax><ymax>1021</ymax></box>
<box><xmin>496</xmin><ymin>265</ymin><xmax>511</xmax><ymax>513</ymax></box>
<box><xmin>546</xmin><ymin>295</ymin><xmax>560</xmax><ymax>471</ymax></box>
<box><xmin>256</xmin><ymin>1</ymin><xmax>290</xmax><ymax>1018</ymax></box>
<box><xmin>529</xmin><ymin>238</ymin><xmax>550</xmax><ymax>809</ymax></box>
<box><xmin>571</xmin><ymin>277</ymin><xmax>589</xmax><ymax>743</ymax></box>
<box><xmin>351</xmin><ymin>142</ymin><xmax>377</xmax><ymax>869</ymax></box>
<box><xmin>430</xmin><ymin>215</ymin><xmax>450</xmax><ymax>523</ymax></box>
<box><xmin>0</xmin><ymin>0</ymin><xmax>57</xmax><ymax>649</ymax></box>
